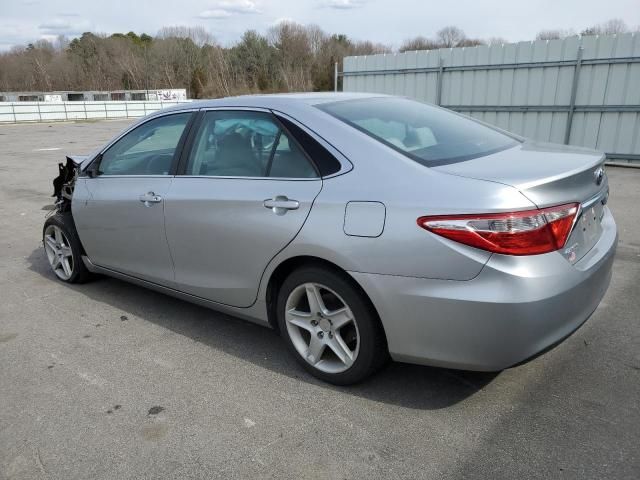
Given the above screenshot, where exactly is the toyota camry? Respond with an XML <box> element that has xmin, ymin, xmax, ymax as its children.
<box><xmin>43</xmin><ymin>93</ymin><xmax>616</xmax><ymax>384</ymax></box>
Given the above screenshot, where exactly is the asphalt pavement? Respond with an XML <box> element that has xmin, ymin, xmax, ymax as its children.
<box><xmin>0</xmin><ymin>119</ymin><xmax>638</xmax><ymax>479</ymax></box>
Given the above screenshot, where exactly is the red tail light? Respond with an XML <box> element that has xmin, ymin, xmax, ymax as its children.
<box><xmin>417</xmin><ymin>203</ymin><xmax>579</xmax><ymax>256</ymax></box>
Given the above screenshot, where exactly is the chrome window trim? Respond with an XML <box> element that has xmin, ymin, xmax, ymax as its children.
<box><xmin>79</xmin><ymin>174</ymin><xmax>319</xmax><ymax>181</ymax></box>
<box><xmin>171</xmin><ymin>175</ymin><xmax>321</xmax><ymax>182</ymax></box>
<box><xmin>79</xmin><ymin>175</ymin><xmax>173</xmax><ymax>179</ymax></box>
<box><xmin>199</xmin><ymin>106</ymin><xmax>272</xmax><ymax>113</ymax></box>
<box><xmin>97</xmin><ymin>108</ymin><xmax>199</xmax><ymax>156</ymax></box>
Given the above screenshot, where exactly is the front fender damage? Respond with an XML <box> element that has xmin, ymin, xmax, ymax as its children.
<box><xmin>50</xmin><ymin>156</ymin><xmax>81</xmax><ymax>214</ymax></box>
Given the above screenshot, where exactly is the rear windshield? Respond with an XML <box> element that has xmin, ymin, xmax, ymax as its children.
<box><xmin>317</xmin><ymin>97</ymin><xmax>518</xmax><ymax>166</ymax></box>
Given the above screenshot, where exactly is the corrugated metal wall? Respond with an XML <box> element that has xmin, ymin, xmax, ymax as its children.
<box><xmin>342</xmin><ymin>33</ymin><xmax>640</xmax><ymax>164</ymax></box>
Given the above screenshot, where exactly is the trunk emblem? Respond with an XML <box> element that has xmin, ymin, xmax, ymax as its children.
<box><xmin>594</xmin><ymin>167</ymin><xmax>604</xmax><ymax>186</ymax></box>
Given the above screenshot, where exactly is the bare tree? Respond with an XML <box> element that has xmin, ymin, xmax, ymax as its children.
<box><xmin>436</xmin><ymin>26</ymin><xmax>467</xmax><ymax>48</ymax></box>
<box><xmin>456</xmin><ymin>38</ymin><xmax>485</xmax><ymax>47</ymax></box>
<box><xmin>399</xmin><ymin>36</ymin><xmax>440</xmax><ymax>52</ymax></box>
<box><xmin>399</xmin><ymin>27</ymin><xmax>483</xmax><ymax>52</ymax></box>
<box><xmin>536</xmin><ymin>29</ymin><xmax>575</xmax><ymax>40</ymax></box>
<box><xmin>581</xmin><ymin>18</ymin><xmax>629</xmax><ymax>36</ymax></box>
<box><xmin>154</xmin><ymin>27</ymin><xmax>216</xmax><ymax>98</ymax></box>
<box><xmin>486</xmin><ymin>37</ymin><xmax>508</xmax><ymax>45</ymax></box>
<box><xmin>305</xmin><ymin>24</ymin><xmax>327</xmax><ymax>57</ymax></box>
<box><xmin>202</xmin><ymin>44</ymin><xmax>234</xmax><ymax>97</ymax></box>
<box><xmin>268</xmin><ymin>21</ymin><xmax>314</xmax><ymax>91</ymax></box>
<box><xmin>351</xmin><ymin>40</ymin><xmax>391</xmax><ymax>55</ymax></box>
<box><xmin>157</xmin><ymin>26</ymin><xmax>214</xmax><ymax>47</ymax></box>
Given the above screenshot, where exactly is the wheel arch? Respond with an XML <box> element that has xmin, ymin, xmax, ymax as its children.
<box><xmin>45</xmin><ymin>211</ymin><xmax>87</xmax><ymax>256</ymax></box>
<box><xmin>265</xmin><ymin>255</ymin><xmax>388</xmax><ymax>346</ymax></box>
<box><xmin>43</xmin><ymin>212</ymin><xmax>91</xmax><ymax>283</ymax></box>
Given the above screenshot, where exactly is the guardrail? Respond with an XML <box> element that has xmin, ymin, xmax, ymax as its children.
<box><xmin>0</xmin><ymin>100</ymin><xmax>193</xmax><ymax>123</ymax></box>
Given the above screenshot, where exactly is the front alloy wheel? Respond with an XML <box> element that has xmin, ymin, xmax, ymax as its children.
<box><xmin>42</xmin><ymin>213</ymin><xmax>90</xmax><ymax>284</ymax></box>
<box><xmin>44</xmin><ymin>224</ymin><xmax>74</xmax><ymax>280</ymax></box>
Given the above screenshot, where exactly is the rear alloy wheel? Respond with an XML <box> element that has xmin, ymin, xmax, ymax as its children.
<box><xmin>277</xmin><ymin>266</ymin><xmax>387</xmax><ymax>385</ymax></box>
<box><xmin>285</xmin><ymin>282</ymin><xmax>360</xmax><ymax>374</ymax></box>
<box><xmin>43</xmin><ymin>214</ymin><xmax>90</xmax><ymax>283</ymax></box>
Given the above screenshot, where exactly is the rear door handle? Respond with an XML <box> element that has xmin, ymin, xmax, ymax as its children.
<box><xmin>264</xmin><ymin>196</ymin><xmax>299</xmax><ymax>215</ymax></box>
<box><xmin>139</xmin><ymin>191</ymin><xmax>163</xmax><ymax>207</ymax></box>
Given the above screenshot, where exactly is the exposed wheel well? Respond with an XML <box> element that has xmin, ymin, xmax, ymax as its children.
<box><xmin>265</xmin><ymin>256</ymin><xmax>387</xmax><ymax>345</ymax></box>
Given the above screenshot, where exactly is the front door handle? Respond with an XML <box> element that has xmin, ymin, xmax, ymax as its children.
<box><xmin>264</xmin><ymin>196</ymin><xmax>300</xmax><ymax>215</ymax></box>
<box><xmin>139</xmin><ymin>191</ymin><xmax>163</xmax><ymax>207</ymax></box>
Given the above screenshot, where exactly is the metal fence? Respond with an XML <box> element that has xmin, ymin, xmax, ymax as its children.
<box><xmin>0</xmin><ymin>100</ymin><xmax>192</xmax><ymax>123</ymax></box>
<box><xmin>341</xmin><ymin>33</ymin><xmax>640</xmax><ymax>165</ymax></box>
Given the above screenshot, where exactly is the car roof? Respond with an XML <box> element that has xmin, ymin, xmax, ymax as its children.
<box><xmin>161</xmin><ymin>92</ymin><xmax>389</xmax><ymax>113</ymax></box>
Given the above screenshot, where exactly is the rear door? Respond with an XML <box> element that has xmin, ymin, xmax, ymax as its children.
<box><xmin>72</xmin><ymin>111</ymin><xmax>194</xmax><ymax>284</ymax></box>
<box><xmin>164</xmin><ymin>109</ymin><xmax>322</xmax><ymax>307</ymax></box>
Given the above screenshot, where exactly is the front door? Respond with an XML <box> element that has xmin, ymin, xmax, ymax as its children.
<box><xmin>72</xmin><ymin>111</ymin><xmax>193</xmax><ymax>284</ymax></box>
<box><xmin>164</xmin><ymin>109</ymin><xmax>322</xmax><ymax>307</ymax></box>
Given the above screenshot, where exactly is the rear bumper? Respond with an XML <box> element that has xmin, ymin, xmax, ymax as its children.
<box><xmin>350</xmin><ymin>208</ymin><xmax>617</xmax><ymax>371</ymax></box>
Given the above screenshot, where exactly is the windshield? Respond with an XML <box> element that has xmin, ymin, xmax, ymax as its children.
<box><xmin>317</xmin><ymin>97</ymin><xmax>519</xmax><ymax>166</ymax></box>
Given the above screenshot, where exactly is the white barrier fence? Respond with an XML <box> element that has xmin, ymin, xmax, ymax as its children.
<box><xmin>0</xmin><ymin>100</ymin><xmax>193</xmax><ymax>123</ymax></box>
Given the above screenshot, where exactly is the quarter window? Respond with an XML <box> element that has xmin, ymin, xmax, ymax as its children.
<box><xmin>98</xmin><ymin>112</ymin><xmax>191</xmax><ymax>176</ymax></box>
<box><xmin>185</xmin><ymin>111</ymin><xmax>317</xmax><ymax>178</ymax></box>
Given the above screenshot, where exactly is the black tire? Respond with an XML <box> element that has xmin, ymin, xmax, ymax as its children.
<box><xmin>42</xmin><ymin>213</ymin><xmax>91</xmax><ymax>284</ymax></box>
<box><xmin>277</xmin><ymin>265</ymin><xmax>388</xmax><ymax>385</ymax></box>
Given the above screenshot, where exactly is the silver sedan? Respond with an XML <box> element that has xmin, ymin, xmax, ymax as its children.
<box><xmin>43</xmin><ymin>93</ymin><xmax>616</xmax><ymax>384</ymax></box>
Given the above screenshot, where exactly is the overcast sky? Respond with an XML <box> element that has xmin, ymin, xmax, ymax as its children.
<box><xmin>1</xmin><ymin>0</ymin><xmax>639</xmax><ymax>51</ymax></box>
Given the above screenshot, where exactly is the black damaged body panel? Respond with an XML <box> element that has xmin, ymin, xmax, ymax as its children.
<box><xmin>52</xmin><ymin>156</ymin><xmax>82</xmax><ymax>212</ymax></box>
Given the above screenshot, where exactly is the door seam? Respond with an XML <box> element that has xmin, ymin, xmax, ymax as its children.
<box><xmin>162</xmin><ymin>176</ymin><xmax>177</xmax><ymax>281</ymax></box>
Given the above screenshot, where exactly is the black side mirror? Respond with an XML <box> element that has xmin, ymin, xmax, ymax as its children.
<box><xmin>85</xmin><ymin>154</ymin><xmax>102</xmax><ymax>178</ymax></box>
